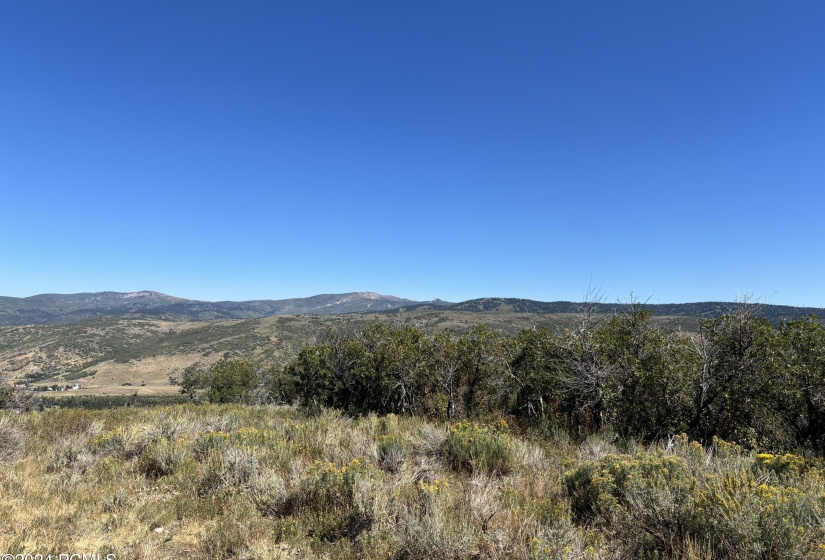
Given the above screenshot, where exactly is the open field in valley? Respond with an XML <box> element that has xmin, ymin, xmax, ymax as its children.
<box><xmin>0</xmin><ymin>311</ymin><xmax>698</xmax><ymax>396</ymax></box>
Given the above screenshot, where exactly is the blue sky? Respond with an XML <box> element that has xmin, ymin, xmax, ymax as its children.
<box><xmin>1</xmin><ymin>1</ymin><xmax>823</xmax><ymax>306</ymax></box>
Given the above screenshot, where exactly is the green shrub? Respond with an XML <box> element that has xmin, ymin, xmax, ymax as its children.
<box><xmin>139</xmin><ymin>438</ymin><xmax>189</xmax><ymax>479</ymax></box>
<box><xmin>293</xmin><ymin>458</ymin><xmax>383</xmax><ymax>541</ymax></box>
<box><xmin>377</xmin><ymin>435</ymin><xmax>404</xmax><ymax>472</ymax></box>
<box><xmin>102</xmin><ymin>488</ymin><xmax>130</xmax><ymax>512</ymax></box>
<box><xmin>698</xmin><ymin>469</ymin><xmax>825</xmax><ymax>559</ymax></box>
<box><xmin>0</xmin><ymin>386</ymin><xmax>12</xmax><ymax>409</ymax></box>
<box><xmin>205</xmin><ymin>360</ymin><xmax>259</xmax><ymax>404</ymax></box>
<box><xmin>441</xmin><ymin>421</ymin><xmax>514</xmax><ymax>475</ymax></box>
<box><xmin>64</xmin><ymin>370</ymin><xmax>95</xmax><ymax>381</ymax></box>
<box><xmin>0</xmin><ymin>416</ymin><xmax>24</xmax><ymax>460</ymax></box>
<box><xmin>48</xmin><ymin>436</ymin><xmax>90</xmax><ymax>471</ymax></box>
<box><xmin>565</xmin><ymin>450</ymin><xmax>692</xmax><ymax>524</ymax></box>
<box><xmin>564</xmin><ymin>450</ymin><xmax>699</xmax><ymax>557</ymax></box>
<box><xmin>194</xmin><ymin>430</ymin><xmax>231</xmax><ymax>459</ymax></box>
<box><xmin>198</xmin><ymin>445</ymin><xmax>260</xmax><ymax>497</ymax></box>
<box><xmin>564</xmin><ymin>445</ymin><xmax>825</xmax><ymax>559</ymax></box>
<box><xmin>39</xmin><ymin>394</ymin><xmax>192</xmax><ymax>409</ymax></box>
<box><xmin>395</xmin><ymin>478</ymin><xmax>476</xmax><ymax>560</ymax></box>
<box><xmin>248</xmin><ymin>469</ymin><xmax>288</xmax><ymax>517</ymax></box>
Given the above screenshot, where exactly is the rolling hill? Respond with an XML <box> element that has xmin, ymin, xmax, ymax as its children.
<box><xmin>423</xmin><ymin>297</ymin><xmax>824</xmax><ymax>322</ymax></box>
<box><xmin>2</xmin><ymin>291</ymin><xmax>821</xmax><ymax>327</ymax></box>
<box><xmin>1</xmin><ymin>291</ymin><xmax>822</xmax><ymax>396</ymax></box>
<box><xmin>0</xmin><ymin>291</ymin><xmax>442</xmax><ymax>325</ymax></box>
<box><xmin>0</xmin><ymin>310</ymin><xmax>568</xmax><ymax>396</ymax></box>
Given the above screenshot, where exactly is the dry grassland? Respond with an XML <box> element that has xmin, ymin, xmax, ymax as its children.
<box><xmin>1</xmin><ymin>405</ymin><xmax>824</xmax><ymax>559</ymax></box>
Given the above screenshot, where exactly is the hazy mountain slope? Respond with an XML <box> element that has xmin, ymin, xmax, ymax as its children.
<box><xmin>436</xmin><ymin>298</ymin><xmax>824</xmax><ymax>323</ymax></box>
<box><xmin>0</xmin><ymin>291</ymin><xmax>431</xmax><ymax>325</ymax></box>
<box><xmin>1</xmin><ymin>291</ymin><xmax>820</xmax><ymax>327</ymax></box>
<box><xmin>0</xmin><ymin>291</ymin><xmax>187</xmax><ymax>324</ymax></box>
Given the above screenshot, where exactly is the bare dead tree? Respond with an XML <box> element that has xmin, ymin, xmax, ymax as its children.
<box><xmin>557</xmin><ymin>285</ymin><xmax>612</xmax><ymax>432</ymax></box>
<box><xmin>430</xmin><ymin>331</ymin><xmax>462</xmax><ymax>419</ymax></box>
<box><xmin>324</xmin><ymin>325</ymin><xmax>361</xmax><ymax>388</ymax></box>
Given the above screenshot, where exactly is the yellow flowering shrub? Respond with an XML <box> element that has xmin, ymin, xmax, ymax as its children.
<box><xmin>698</xmin><ymin>468</ymin><xmax>825</xmax><ymax>559</ymax></box>
<box><xmin>754</xmin><ymin>452</ymin><xmax>819</xmax><ymax>478</ymax></box>
<box><xmin>564</xmin><ymin>450</ymin><xmax>692</xmax><ymax>525</ymax></box>
<box><xmin>441</xmin><ymin>420</ymin><xmax>514</xmax><ymax>475</ymax></box>
<box><xmin>295</xmin><ymin>458</ymin><xmax>383</xmax><ymax>541</ymax></box>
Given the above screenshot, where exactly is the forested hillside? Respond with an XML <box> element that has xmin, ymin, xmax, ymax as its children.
<box><xmin>0</xmin><ymin>291</ymin><xmax>427</xmax><ymax>325</ymax></box>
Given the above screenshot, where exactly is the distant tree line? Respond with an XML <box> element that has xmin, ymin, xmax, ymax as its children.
<box><xmin>181</xmin><ymin>304</ymin><xmax>825</xmax><ymax>453</ymax></box>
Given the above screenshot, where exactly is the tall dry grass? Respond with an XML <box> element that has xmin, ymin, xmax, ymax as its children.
<box><xmin>0</xmin><ymin>405</ymin><xmax>823</xmax><ymax>559</ymax></box>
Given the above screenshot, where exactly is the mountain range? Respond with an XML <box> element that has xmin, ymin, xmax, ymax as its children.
<box><xmin>0</xmin><ymin>291</ymin><xmax>822</xmax><ymax>326</ymax></box>
<box><xmin>0</xmin><ymin>291</ymin><xmax>440</xmax><ymax>325</ymax></box>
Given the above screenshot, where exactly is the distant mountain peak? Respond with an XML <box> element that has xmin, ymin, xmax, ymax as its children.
<box><xmin>120</xmin><ymin>290</ymin><xmax>180</xmax><ymax>299</ymax></box>
<box><xmin>2</xmin><ymin>291</ymin><xmax>821</xmax><ymax>327</ymax></box>
<box><xmin>0</xmin><ymin>290</ymin><xmax>423</xmax><ymax>325</ymax></box>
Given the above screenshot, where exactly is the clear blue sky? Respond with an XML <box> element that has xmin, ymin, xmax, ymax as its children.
<box><xmin>2</xmin><ymin>1</ymin><xmax>823</xmax><ymax>306</ymax></box>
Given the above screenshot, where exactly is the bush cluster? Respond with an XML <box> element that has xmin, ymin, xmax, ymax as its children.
<box><xmin>273</xmin><ymin>307</ymin><xmax>825</xmax><ymax>453</ymax></box>
<box><xmin>563</xmin><ymin>444</ymin><xmax>825</xmax><ymax>559</ymax></box>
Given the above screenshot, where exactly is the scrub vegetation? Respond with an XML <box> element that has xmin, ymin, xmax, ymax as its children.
<box><xmin>2</xmin><ymin>304</ymin><xmax>825</xmax><ymax>558</ymax></box>
<box><xmin>2</xmin><ymin>406</ymin><xmax>825</xmax><ymax>559</ymax></box>
<box><xmin>270</xmin><ymin>304</ymin><xmax>825</xmax><ymax>453</ymax></box>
